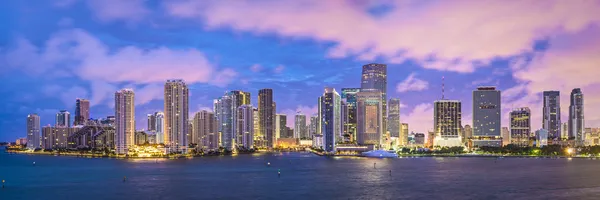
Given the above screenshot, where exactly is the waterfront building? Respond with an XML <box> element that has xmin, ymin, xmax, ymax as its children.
<box><xmin>309</xmin><ymin>115</ymin><xmax>319</xmax><ymax>136</ymax></box>
<box><xmin>433</xmin><ymin>100</ymin><xmax>463</xmax><ymax>147</ymax></box>
<box><xmin>472</xmin><ymin>86</ymin><xmax>502</xmax><ymax>147</ymax></box>
<box><xmin>542</xmin><ymin>91</ymin><xmax>561</xmax><ymax>139</ymax></box>
<box><xmin>501</xmin><ymin>127</ymin><xmax>510</xmax><ymax>146</ymax></box>
<box><xmin>147</xmin><ymin>112</ymin><xmax>165</xmax><ymax>144</ymax></box>
<box><xmin>400</xmin><ymin>123</ymin><xmax>409</xmax><ymax>146</ymax></box>
<box><xmin>361</xmin><ymin>63</ymin><xmax>387</xmax><ymax>135</ymax></box>
<box><xmin>26</xmin><ymin>114</ymin><xmax>40</xmax><ymax>149</ymax></box>
<box><xmin>320</xmin><ymin>87</ymin><xmax>341</xmax><ymax>153</ymax></box>
<box><xmin>115</xmin><ymin>89</ymin><xmax>135</xmax><ymax>154</ymax></box>
<box><xmin>463</xmin><ymin>125</ymin><xmax>473</xmax><ymax>144</ymax></box>
<box><xmin>252</xmin><ymin>108</ymin><xmax>261</xmax><ymax>147</ymax></box>
<box><xmin>341</xmin><ymin>88</ymin><xmax>360</xmax><ymax>142</ymax></box>
<box><xmin>135</xmin><ymin>131</ymin><xmax>148</xmax><ymax>145</ymax></box>
<box><xmin>215</xmin><ymin>95</ymin><xmax>234</xmax><ymax>150</ymax></box>
<box><xmin>56</xmin><ymin>110</ymin><xmax>70</xmax><ymax>127</ymax></box>
<box><xmin>229</xmin><ymin>91</ymin><xmax>251</xmax><ymax>147</ymax></box>
<box><xmin>569</xmin><ymin>88</ymin><xmax>584</xmax><ymax>145</ymax></box>
<box><xmin>510</xmin><ymin>108</ymin><xmax>531</xmax><ymax>147</ymax></box>
<box><xmin>164</xmin><ymin>80</ymin><xmax>189</xmax><ymax>153</ymax></box>
<box><xmin>312</xmin><ymin>134</ymin><xmax>323</xmax><ymax>149</ymax></box>
<box><xmin>414</xmin><ymin>133</ymin><xmax>425</xmax><ymax>145</ymax></box>
<box><xmin>258</xmin><ymin>89</ymin><xmax>276</xmax><ymax>148</ymax></box>
<box><xmin>562</xmin><ymin>123</ymin><xmax>569</xmax><ymax>140</ymax></box>
<box><xmin>356</xmin><ymin>89</ymin><xmax>383</xmax><ymax>147</ymax></box>
<box><xmin>294</xmin><ymin>114</ymin><xmax>307</xmax><ymax>139</ymax></box>
<box><xmin>427</xmin><ymin>131</ymin><xmax>435</xmax><ymax>148</ymax></box>
<box><xmin>41</xmin><ymin>125</ymin><xmax>53</xmax><ymax>150</ymax></box>
<box><xmin>74</xmin><ymin>98</ymin><xmax>90</xmax><ymax>126</ymax></box>
<box><xmin>193</xmin><ymin>110</ymin><xmax>217</xmax><ymax>150</ymax></box>
<box><xmin>536</xmin><ymin>129</ymin><xmax>548</xmax><ymax>147</ymax></box>
<box><xmin>388</xmin><ymin>98</ymin><xmax>401</xmax><ymax>140</ymax></box>
<box><xmin>237</xmin><ymin>105</ymin><xmax>254</xmax><ymax>149</ymax></box>
<box><xmin>275</xmin><ymin>114</ymin><xmax>287</xmax><ymax>139</ymax></box>
<box><xmin>147</xmin><ymin>114</ymin><xmax>156</xmax><ymax>132</ymax></box>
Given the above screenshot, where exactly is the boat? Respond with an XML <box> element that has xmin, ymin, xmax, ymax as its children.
<box><xmin>361</xmin><ymin>150</ymin><xmax>398</xmax><ymax>158</ymax></box>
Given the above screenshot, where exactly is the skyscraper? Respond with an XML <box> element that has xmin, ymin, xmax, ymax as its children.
<box><xmin>258</xmin><ymin>89</ymin><xmax>275</xmax><ymax>148</ymax></box>
<box><xmin>237</xmin><ymin>105</ymin><xmax>254</xmax><ymax>149</ymax></box>
<box><xmin>341</xmin><ymin>88</ymin><xmax>360</xmax><ymax>141</ymax></box>
<box><xmin>433</xmin><ymin>100</ymin><xmax>463</xmax><ymax>147</ymax></box>
<box><xmin>472</xmin><ymin>86</ymin><xmax>502</xmax><ymax>147</ymax></box>
<box><xmin>115</xmin><ymin>89</ymin><xmax>135</xmax><ymax>154</ymax></box>
<box><xmin>147</xmin><ymin>113</ymin><xmax>156</xmax><ymax>131</ymax></box>
<box><xmin>501</xmin><ymin>127</ymin><xmax>510</xmax><ymax>146</ymax></box>
<box><xmin>252</xmin><ymin>108</ymin><xmax>261</xmax><ymax>147</ymax></box>
<box><xmin>356</xmin><ymin>89</ymin><xmax>383</xmax><ymax>147</ymax></box>
<box><xmin>229</xmin><ymin>90</ymin><xmax>251</xmax><ymax>147</ymax></box>
<box><xmin>192</xmin><ymin>110</ymin><xmax>217</xmax><ymax>150</ymax></box>
<box><xmin>510</xmin><ymin>108</ymin><xmax>531</xmax><ymax>147</ymax></box>
<box><xmin>155</xmin><ymin>112</ymin><xmax>165</xmax><ymax>144</ymax></box>
<box><xmin>309</xmin><ymin>115</ymin><xmax>319</xmax><ymax>136</ymax></box>
<box><xmin>388</xmin><ymin>98</ymin><xmax>401</xmax><ymax>138</ymax></box>
<box><xmin>276</xmin><ymin>114</ymin><xmax>287</xmax><ymax>139</ymax></box>
<box><xmin>56</xmin><ymin>110</ymin><xmax>70</xmax><ymax>127</ymax></box>
<box><xmin>26</xmin><ymin>114</ymin><xmax>40</xmax><ymax>149</ymax></box>
<box><xmin>463</xmin><ymin>125</ymin><xmax>473</xmax><ymax>144</ymax></box>
<box><xmin>400</xmin><ymin>123</ymin><xmax>409</xmax><ymax>146</ymax></box>
<box><xmin>569</xmin><ymin>88</ymin><xmax>584</xmax><ymax>144</ymax></box>
<box><xmin>74</xmin><ymin>98</ymin><xmax>90</xmax><ymax>126</ymax></box>
<box><xmin>320</xmin><ymin>87</ymin><xmax>341</xmax><ymax>152</ymax></box>
<box><xmin>215</xmin><ymin>95</ymin><xmax>233</xmax><ymax>150</ymax></box>
<box><xmin>294</xmin><ymin>114</ymin><xmax>307</xmax><ymax>139</ymax></box>
<box><xmin>542</xmin><ymin>91</ymin><xmax>561</xmax><ymax>139</ymax></box>
<box><xmin>361</xmin><ymin>64</ymin><xmax>387</xmax><ymax>136</ymax></box>
<box><xmin>164</xmin><ymin>80</ymin><xmax>189</xmax><ymax>153</ymax></box>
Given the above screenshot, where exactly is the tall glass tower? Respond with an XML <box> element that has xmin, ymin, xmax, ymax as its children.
<box><xmin>472</xmin><ymin>86</ymin><xmax>501</xmax><ymax>147</ymax></box>
<box><xmin>542</xmin><ymin>91</ymin><xmax>561</xmax><ymax>139</ymax></box>
<box><xmin>164</xmin><ymin>80</ymin><xmax>189</xmax><ymax>153</ymax></box>
<box><xmin>320</xmin><ymin>87</ymin><xmax>341</xmax><ymax>153</ymax></box>
<box><xmin>569</xmin><ymin>88</ymin><xmax>584</xmax><ymax>144</ymax></box>
<box><xmin>258</xmin><ymin>89</ymin><xmax>275</xmax><ymax>148</ymax></box>
<box><xmin>360</xmin><ymin>64</ymin><xmax>387</xmax><ymax>138</ymax></box>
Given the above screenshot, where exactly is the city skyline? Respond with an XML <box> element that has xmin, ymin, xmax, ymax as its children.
<box><xmin>2</xmin><ymin>1</ymin><xmax>600</xmax><ymax>142</ymax></box>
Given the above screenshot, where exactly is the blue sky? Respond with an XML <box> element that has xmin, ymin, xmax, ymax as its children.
<box><xmin>1</xmin><ymin>0</ymin><xmax>600</xmax><ymax>142</ymax></box>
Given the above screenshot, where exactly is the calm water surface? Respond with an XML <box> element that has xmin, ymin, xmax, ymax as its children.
<box><xmin>1</xmin><ymin>148</ymin><xmax>600</xmax><ymax>200</ymax></box>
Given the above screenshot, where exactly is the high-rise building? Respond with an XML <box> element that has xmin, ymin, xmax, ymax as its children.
<box><xmin>561</xmin><ymin>122</ymin><xmax>569</xmax><ymax>140</ymax></box>
<box><xmin>26</xmin><ymin>114</ymin><xmax>40</xmax><ymax>149</ymax></box>
<box><xmin>135</xmin><ymin>131</ymin><xmax>148</xmax><ymax>145</ymax></box>
<box><xmin>193</xmin><ymin>110</ymin><xmax>217</xmax><ymax>150</ymax></box>
<box><xmin>215</xmin><ymin>95</ymin><xmax>234</xmax><ymax>150</ymax></box>
<box><xmin>74</xmin><ymin>98</ymin><xmax>90</xmax><ymax>126</ymax></box>
<box><xmin>400</xmin><ymin>123</ymin><xmax>409</xmax><ymax>146</ymax></box>
<box><xmin>164</xmin><ymin>80</ymin><xmax>189</xmax><ymax>153</ymax></box>
<box><xmin>356</xmin><ymin>89</ymin><xmax>383</xmax><ymax>147</ymax></box>
<box><xmin>294</xmin><ymin>114</ymin><xmax>307</xmax><ymax>139</ymax></box>
<box><xmin>542</xmin><ymin>91</ymin><xmax>561</xmax><ymax>139</ymax></box>
<box><xmin>341</xmin><ymin>88</ymin><xmax>360</xmax><ymax>141</ymax></box>
<box><xmin>56</xmin><ymin>110</ymin><xmax>70</xmax><ymax>127</ymax></box>
<box><xmin>42</xmin><ymin>125</ymin><xmax>53</xmax><ymax>150</ymax></box>
<box><xmin>155</xmin><ymin>112</ymin><xmax>165</xmax><ymax>144</ymax></box>
<box><xmin>252</xmin><ymin>108</ymin><xmax>261</xmax><ymax>147</ymax></box>
<box><xmin>229</xmin><ymin>90</ymin><xmax>251</xmax><ymax>147</ymax></box>
<box><xmin>187</xmin><ymin>120</ymin><xmax>193</xmax><ymax>146</ymax></box>
<box><xmin>463</xmin><ymin>125</ymin><xmax>473</xmax><ymax>144</ymax></box>
<box><xmin>388</xmin><ymin>98</ymin><xmax>401</xmax><ymax>138</ymax></box>
<box><xmin>569</xmin><ymin>88</ymin><xmax>584</xmax><ymax>144</ymax></box>
<box><xmin>275</xmin><ymin>114</ymin><xmax>286</xmax><ymax>139</ymax></box>
<box><xmin>258</xmin><ymin>89</ymin><xmax>275</xmax><ymax>148</ymax></box>
<box><xmin>147</xmin><ymin>114</ymin><xmax>156</xmax><ymax>131</ymax></box>
<box><xmin>510</xmin><ymin>108</ymin><xmax>531</xmax><ymax>147</ymax></box>
<box><xmin>320</xmin><ymin>87</ymin><xmax>341</xmax><ymax>152</ymax></box>
<box><xmin>309</xmin><ymin>115</ymin><xmax>319</xmax><ymax>136</ymax></box>
<box><xmin>501</xmin><ymin>127</ymin><xmax>510</xmax><ymax>146</ymax></box>
<box><xmin>536</xmin><ymin>129</ymin><xmax>548</xmax><ymax>147</ymax></box>
<box><xmin>472</xmin><ymin>86</ymin><xmax>502</xmax><ymax>147</ymax></box>
<box><xmin>237</xmin><ymin>105</ymin><xmax>254</xmax><ymax>149</ymax></box>
<box><xmin>115</xmin><ymin>89</ymin><xmax>135</xmax><ymax>154</ymax></box>
<box><xmin>361</xmin><ymin>64</ymin><xmax>387</xmax><ymax>137</ymax></box>
<box><xmin>433</xmin><ymin>100</ymin><xmax>463</xmax><ymax>147</ymax></box>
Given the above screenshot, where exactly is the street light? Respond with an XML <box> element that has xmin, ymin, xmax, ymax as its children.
<box><xmin>566</xmin><ymin>148</ymin><xmax>574</xmax><ymax>156</ymax></box>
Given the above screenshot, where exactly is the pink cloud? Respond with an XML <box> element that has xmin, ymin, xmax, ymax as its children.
<box><xmin>164</xmin><ymin>0</ymin><xmax>600</xmax><ymax>73</ymax></box>
<box><xmin>400</xmin><ymin>103</ymin><xmax>434</xmax><ymax>134</ymax></box>
<box><xmin>281</xmin><ymin>105</ymin><xmax>318</xmax><ymax>127</ymax></box>
<box><xmin>396</xmin><ymin>73</ymin><xmax>429</xmax><ymax>93</ymax></box>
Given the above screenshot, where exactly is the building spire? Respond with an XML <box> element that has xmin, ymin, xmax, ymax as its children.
<box><xmin>441</xmin><ymin>76</ymin><xmax>445</xmax><ymax>100</ymax></box>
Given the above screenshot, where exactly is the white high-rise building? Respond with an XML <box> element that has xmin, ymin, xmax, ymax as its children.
<box><xmin>26</xmin><ymin>114</ymin><xmax>40</xmax><ymax>149</ymax></box>
<box><xmin>294</xmin><ymin>114</ymin><xmax>307</xmax><ymax>139</ymax></box>
<box><xmin>115</xmin><ymin>89</ymin><xmax>135</xmax><ymax>154</ymax></box>
<box><xmin>164</xmin><ymin>80</ymin><xmax>189</xmax><ymax>153</ymax></box>
<box><xmin>56</xmin><ymin>110</ymin><xmax>70</xmax><ymax>127</ymax></box>
<box><xmin>320</xmin><ymin>87</ymin><xmax>341</xmax><ymax>152</ymax></box>
<box><xmin>237</xmin><ymin>105</ymin><xmax>254</xmax><ymax>149</ymax></box>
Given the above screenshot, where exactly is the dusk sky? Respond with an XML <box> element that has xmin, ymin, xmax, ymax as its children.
<box><xmin>1</xmin><ymin>0</ymin><xmax>600</xmax><ymax>142</ymax></box>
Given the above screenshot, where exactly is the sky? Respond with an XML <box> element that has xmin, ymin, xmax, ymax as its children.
<box><xmin>1</xmin><ymin>0</ymin><xmax>600</xmax><ymax>142</ymax></box>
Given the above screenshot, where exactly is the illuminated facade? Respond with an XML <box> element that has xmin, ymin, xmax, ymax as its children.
<box><xmin>56</xmin><ymin>110</ymin><xmax>70</xmax><ymax>127</ymax></box>
<box><xmin>237</xmin><ymin>104</ymin><xmax>254</xmax><ymax>149</ymax></box>
<box><xmin>433</xmin><ymin>100</ymin><xmax>463</xmax><ymax>147</ymax></box>
<box><xmin>320</xmin><ymin>87</ymin><xmax>341</xmax><ymax>152</ymax></box>
<box><xmin>115</xmin><ymin>89</ymin><xmax>135</xmax><ymax>154</ymax></box>
<box><xmin>536</xmin><ymin>129</ymin><xmax>548</xmax><ymax>147</ymax></box>
<box><xmin>501</xmin><ymin>127</ymin><xmax>510</xmax><ymax>146</ymax></box>
<box><xmin>356</xmin><ymin>89</ymin><xmax>383</xmax><ymax>147</ymax></box>
<box><xmin>26</xmin><ymin>114</ymin><xmax>40</xmax><ymax>149</ymax></box>
<box><xmin>360</xmin><ymin>64</ymin><xmax>387</xmax><ymax>137</ymax></box>
<box><xmin>258</xmin><ymin>89</ymin><xmax>275</xmax><ymax>148</ymax></box>
<box><xmin>215</xmin><ymin>95</ymin><xmax>234</xmax><ymax>150</ymax></box>
<box><xmin>341</xmin><ymin>88</ymin><xmax>360</xmax><ymax>141</ymax></box>
<box><xmin>275</xmin><ymin>114</ymin><xmax>287</xmax><ymax>139</ymax></box>
<box><xmin>569</xmin><ymin>88</ymin><xmax>584</xmax><ymax>145</ymax></box>
<box><xmin>74</xmin><ymin>98</ymin><xmax>90</xmax><ymax>126</ymax></box>
<box><xmin>400</xmin><ymin>123</ymin><xmax>409</xmax><ymax>146</ymax></box>
<box><xmin>229</xmin><ymin>90</ymin><xmax>251</xmax><ymax>147</ymax></box>
<box><xmin>510</xmin><ymin>107</ymin><xmax>531</xmax><ymax>147</ymax></box>
<box><xmin>472</xmin><ymin>86</ymin><xmax>502</xmax><ymax>147</ymax></box>
<box><xmin>388</xmin><ymin>98</ymin><xmax>401</xmax><ymax>138</ymax></box>
<box><xmin>542</xmin><ymin>91</ymin><xmax>561</xmax><ymax>139</ymax></box>
<box><xmin>147</xmin><ymin>112</ymin><xmax>165</xmax><ymax>144</ymax></box>
<box><xmin>252</xmin><ymin>108</ymin><xmax>261</xmax><ymax>147</ymax></box>
<box><xmin>164</xmin><ymin>80</ymin><xmax>189</xmax><ymax>153</ymax></box>
<box><xmin>294</xmin><ymin>114</ymin><xmax>307</xmax><ymax>139</ymax></box>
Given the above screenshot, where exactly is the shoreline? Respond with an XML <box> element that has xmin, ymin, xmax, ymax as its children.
<box><xmin>7</xmin><ymin>150</ymin><xmax>599</xmax><ymax>159</ymax></box>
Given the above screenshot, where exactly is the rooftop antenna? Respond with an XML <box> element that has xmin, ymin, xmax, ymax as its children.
<box><xmin>441</xmin><ymin>76</ymin><xmax>445</xmax><ymax>100</ymax></box>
